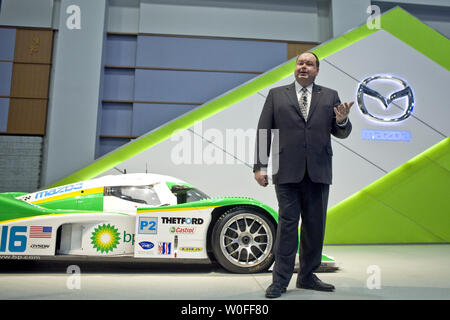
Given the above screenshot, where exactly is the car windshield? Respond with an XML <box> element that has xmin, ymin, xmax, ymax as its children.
<box><xmin>171</xmin><ymin>185</ymin><xmax>209</xmax><ymax>204</ymax></box>
<box><xmin>105</xmin><ymin>185</ymin><xmax>161</xmax><ymax>205</ymax></box>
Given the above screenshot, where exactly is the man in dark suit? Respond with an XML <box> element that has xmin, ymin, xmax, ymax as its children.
<box><xmin>253</xmin><ymin>52</ymin><xmax>353</xmax><ymax>298</ymax></box>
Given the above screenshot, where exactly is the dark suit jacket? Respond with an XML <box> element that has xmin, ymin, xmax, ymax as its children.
<box><xmin>254</xmin><ymin>82</ymin><xmax>352</xmax><ymax>185</ymax></box>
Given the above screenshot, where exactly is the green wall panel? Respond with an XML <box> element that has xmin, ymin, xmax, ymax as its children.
<box><xmin>324</xmin><ymin>138</ymin><xmax>450</xmax><ymax>244</ymax></box>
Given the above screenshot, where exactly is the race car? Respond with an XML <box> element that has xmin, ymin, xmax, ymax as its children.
<box><xmin>0</xmin><ymin>173</ymin><xmax>336</xmax><ymax>273</ymax></box>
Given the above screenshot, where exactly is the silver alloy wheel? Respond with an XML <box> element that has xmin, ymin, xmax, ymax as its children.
<box><xmin>219</xmin><ymin>213</ymin><xmax>274</xmax><ymax>268</ymax></box>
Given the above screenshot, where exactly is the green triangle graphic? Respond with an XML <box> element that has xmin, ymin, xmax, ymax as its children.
<box><xmin>324</xmin><ymin>138</ymin><xmax>450</xmax><ymax>244</ymax></box>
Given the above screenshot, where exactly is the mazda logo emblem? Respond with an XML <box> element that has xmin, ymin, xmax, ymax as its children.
<box><xmin>357</xmin><ymin>75</ymin><xmax>414</xmax><ymax>123</ymax></box>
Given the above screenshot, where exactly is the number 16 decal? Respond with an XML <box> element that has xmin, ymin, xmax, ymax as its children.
<box><xmin>0</xmin><ymin>226</ymin><xmax>27</xmax><ymax>253</ymax></box>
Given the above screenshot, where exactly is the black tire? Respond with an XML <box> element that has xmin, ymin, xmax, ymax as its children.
<box><xmin>211</xmin><ymin>206</ymin><xmax>276</xmax><ymax>273</ymax></box>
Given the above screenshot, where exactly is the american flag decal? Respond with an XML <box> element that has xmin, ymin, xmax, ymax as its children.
<box><xmin>30</xmin><ymin>226</ymin><xmax>52</xmax><ymax>238</ymax></box>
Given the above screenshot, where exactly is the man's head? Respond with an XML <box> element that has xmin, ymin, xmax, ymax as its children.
<box><xmin>294</xmin><ymin>52</ymin><xmax>319</xmax><ymax>87</ymax></box>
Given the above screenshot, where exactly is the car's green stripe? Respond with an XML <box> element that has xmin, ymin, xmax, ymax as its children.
<box><xmin>0</xmin><ymin>193</ymin><xmax>126</xmax><ymax>224</ymax></box>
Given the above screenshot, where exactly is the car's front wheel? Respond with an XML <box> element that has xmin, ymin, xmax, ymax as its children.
<box><xmin>211</xmin><ymin>207</ymin><xmax>276</xmax><ymax>273</ymax></box>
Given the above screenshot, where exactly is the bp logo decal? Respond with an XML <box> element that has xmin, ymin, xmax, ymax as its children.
<box><xmin>90</xmin><ymin>224</ymin><xmax>121</xmax><ymax>253</ymax></box>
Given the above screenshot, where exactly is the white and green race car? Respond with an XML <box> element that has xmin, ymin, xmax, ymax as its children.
<box><xmin>0</xmin><ymin>173</ymin><xmax>336</xmax><ymax>273</ymax></box>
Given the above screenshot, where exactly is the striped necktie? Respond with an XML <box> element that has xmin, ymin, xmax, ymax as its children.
<box><xmin>299</xmin><ymin>87</ymin><xmax>308</xmax><ymax>120</ymax></box>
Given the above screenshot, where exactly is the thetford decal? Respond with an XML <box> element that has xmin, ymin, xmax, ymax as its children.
<box><xmin>161</xmin><ymin>217</ymin><xmax>204</xmax><ymax>225</ymax></box>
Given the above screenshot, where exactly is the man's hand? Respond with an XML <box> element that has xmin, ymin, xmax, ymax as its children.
<box><xmin>334</xmin><ymin>101</ymin><xmax>354</xmax><ymax>124</ymax></box>
<box><xmin>254</xmin><ymin>170</ymin><xmax>268</xmax><ymax>187</ymax></box>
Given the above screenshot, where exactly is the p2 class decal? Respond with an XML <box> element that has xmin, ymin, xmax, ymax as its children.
<box><xmin>138</xmin><ymin>217</ymin><xmax>158</xmax><ymax>234</ymax></box>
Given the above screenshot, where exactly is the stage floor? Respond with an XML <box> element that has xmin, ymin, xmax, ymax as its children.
<box><xmin>0</xmin><ymin>244</ymin><xmax>449</xmax><ymax>300</ymax></box>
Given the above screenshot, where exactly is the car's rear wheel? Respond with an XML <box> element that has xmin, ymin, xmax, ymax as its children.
<box><xmin>211</xmin><ymin>207</ymin><xmax>276</xmax><ymax>273</ymax></box>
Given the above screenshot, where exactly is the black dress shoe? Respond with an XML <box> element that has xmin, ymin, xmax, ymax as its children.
<box><xmin>296</xmin><ymin>274</ymin><xmax>335</xmax><ymax>292</ymax></box>
<box><xmin>265</xmin><ymin>283</ymin><xmax>287</xmax><ymax>298</ymax></box>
